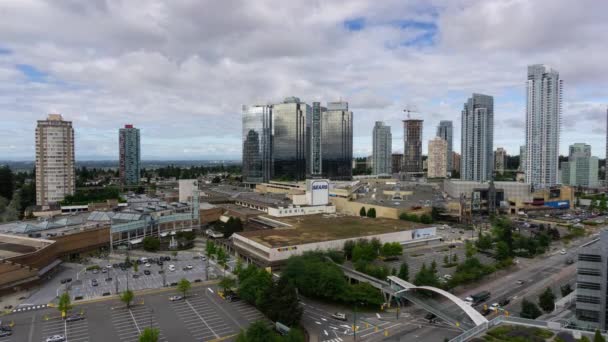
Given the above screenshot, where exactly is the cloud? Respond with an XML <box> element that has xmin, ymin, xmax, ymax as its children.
<box><xmin>0</xmin><ymin>0</ymin><xmax>605</xmax><ymax>160</ymax></box>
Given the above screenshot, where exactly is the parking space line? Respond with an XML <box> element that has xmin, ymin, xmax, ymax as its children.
<box><xmin>185</xmin><ymin>299</ymin><xmax>219</xmax><ymax>339</ymax></box>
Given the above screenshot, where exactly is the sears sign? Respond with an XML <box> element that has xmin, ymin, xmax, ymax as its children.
<box><xmin>307</xmin><ymin>179</ymin><xmax>329</xmax><ymax>206</ymax></box>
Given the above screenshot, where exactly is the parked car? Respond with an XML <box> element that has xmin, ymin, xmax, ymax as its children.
<box><xmin>560</xmin><ymin>249</ymin><xmax>567</xmax><ymax>255</ymax></box>
<box><xmin>92</xmin><ymin>269</ymin><xmax>99</xmax><ymax>274</ymax></box>
<box><xmin>516</xmin><ymin>280</ymin><xmax>525</xmax><ymax>285</ymax></box>
<box><xmin>331</xmin><ymin>312</ymin><xmax>347</xmax><ymax>321</ymax></box>
<box><xmin>0</xmin><ymin>331</ymin><xmax>12</xmax><ymax>337</ymax></box>
<box><xmin>91</xmin><ymin>279</ymin><xmax>98</xmax><ymax>287</ymax></box>
<box><xmin>144</xmin><ymin>270</ymin><xmax>151</xmax><ymax>275</ymax></box>
<box><xmin>66</xmin><ymin>315</ymin><xmax>85</xmax><ymax>322</ymax></box>
<box><xmin>186</xmin><ymin>265</ymin><xmax>193</xmax><ymax>270</ymax></box>
<box><xmin>101</xmin><ymin>268</ymin><xmax>107</xmax><ymax>274</ymax></box>
<box><xmin>106</xmin><ymin>264</ymin><xmax>112</xmax><ymax>269</ymax></box>
<box><xmin>169</xmin><ymin>295</ymin><xmax>183</xmax><ymax>301</ymax></box>
<box><xmin>105</xmin><ymin>277</ymin><xmax>112</xmax><ymax>282</ymax></box>
<box><xmin>133</xmin><ymin>274</ymin><xmax>139</xmax><ymax>279</ymax></box>
<box><xmin>46</xmin><ymin>335</ymin><xmax>66</xmax><ymax>342</ymax></box>
<box><xmin>145</xmin><ymin>263</ymin><xmax>151</xmax><ymax>267</ymax></box>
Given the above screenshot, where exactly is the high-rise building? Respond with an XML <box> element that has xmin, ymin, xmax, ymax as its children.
<box><xmin>494</xmin><ymin>147</ymin><xmax>507</xmax><ymax>175</ymax></box>
<box><xmin>242</xmin><ymin>104</ymin><xmax>273</xmax><ymax>184</ymax></box>
<box><xmin>428</xmin><ymin>137</ymin><xmax>447</xmax><ymax>178</ymax></box>
<box><xmin>452</xmin><ymin>152</ymin><xmax>461</xmax><ymax>177</ymax></box>
<box><xmin>119</xmin><ymin>124</ymin><xmax>140</xmax><ymax>185</ymax></box>
<box><xmin>391</xmin><ymin>153</ymin><xmax>403</xmax><ymax>173</ymax></box>
<box><xmin>321</xmin><ymin>101</ymin><xmax>353</xmax><ymax>180</ymax></box>
<box><xmin>310</xmin><ymin>102</ymin><xmax>325</xmax><ymax>176</ymax></box>
<box><xmin>461</xmin><ymin>93</ymin><xmax>494</xmax><ymax>182</ymax></box>
<box><xmin>403</xmin><ymin>119</ymin><xmax>423</xmax><ymax>173</ymax></box>
<box><xmin>605</xmin><ymin>108</ymin><xmax>608</xmax><ymax>186</ymax></box>
<box><xmin>372</xmin><ymin>122</ymin><xmax>392</xmax><ymax>175</ymax></box>
<box><xmin>525</xmin><ymin>64</ymin><xmax>562</xmax><ymax>189</ymax></box>
<box><xmin>574</xmin><ymin>229</ymin><xmax>608</xmax><ymax>330</ymax></box>
<box><xmin>35</xmin><ymin>114</ymin><xmax>75</xmax><ymax>207</ymax></box>
<box><xmin>561</xmin><ymin>143</ymin><xmax>598</xmax><ymax>187</ymax></box>
<box><xmin>272</xmin><ymin>97</ymin><xmax>311</xmax><ymax>181</ymax></box>
<box><xmin>437</xmin><ymin>121</ymin><xmax>453</xmax><ymax>172</ymax></box>
<box><xmin>519</xmin><ymin>145</ymin><xmax>526</xmax><ymax>173</ymax></box>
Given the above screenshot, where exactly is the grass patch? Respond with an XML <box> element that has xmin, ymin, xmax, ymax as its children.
<box><xmin>484</xmin><ymin>325</ymin><xmax>553</xmax><ymax>342</ymax></box>
<box><xmin>85</xmin><ymin>265</ymin><xmax>100</xmax><ymax>271</ymax></box>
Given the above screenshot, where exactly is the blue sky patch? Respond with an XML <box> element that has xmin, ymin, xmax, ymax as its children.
<box><xmin>16</xmin><ymin>64</ymin><xmax>48</xmax><ymax>82</ymax></box>
<box><xmin>0</xmin><ymin>47</ymin><xmax>11</xmax><ymax>55</ymax></box>
<box><xmin>344</xmin><ymin>17</ymin><xmax>365</xmax><ymax>31</ymax></box>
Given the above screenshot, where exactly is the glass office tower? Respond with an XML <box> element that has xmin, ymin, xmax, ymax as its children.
<box><xmin>242</xmin><ymin>104</ymin><xmax>273</xmax><ymax>183</ymax></box>
<box><xmin>321</xmin><ymin>101</ymin><xmax>353</xmax><ymax>180</ymax></box>
<box><xmin>272</xmin><ymin>97</ymin><xmax>311</xmax><ymax>181</ymax></box>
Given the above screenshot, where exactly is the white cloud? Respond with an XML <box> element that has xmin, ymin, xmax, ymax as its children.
<box><xmin>0</xmin><ymin>0</ymin><xmax>606</xmax><ymax>160</ymax></box>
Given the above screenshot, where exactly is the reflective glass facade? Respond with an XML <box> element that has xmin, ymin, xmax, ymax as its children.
<box><xmin>242</xmin><ymin>105</ymin><xmax>272</xmax><ymax>183</ymax></box>
<box><xmin>119</xmin><ymin>125</ymin><xmax>141</xmax><ymax>185</ymax></box>
<box><xmin>272</xmin><ymin>98</ymin><xmax>310</xmax><ymax>181</ymax></box>
<box><xmin>461</xmin><ymin>93</ymin><xmax>494</xmax><ymax>182</ymax></box>
<box><xmin>403</xmin><ymin>119</ymin><xmax>423</xmax><ymax>173</ymax></box>
<box><xmin>321</xmin><ymin>101</ymin><xmax>353</xmax><ymax>180</ymax></box>
<box><xmin>310</xmin><ymin>102</ymin><xmax>324</xmax><ymax>176</ymax></box>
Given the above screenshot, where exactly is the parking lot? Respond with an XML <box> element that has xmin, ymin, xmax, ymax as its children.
<box><xmin>2</xmin><ymin>284</ymin><xmax>260</xmax><ymax>342</ymax></box>
<box><xmin>64</xmin><ymin>255</ymin><xmax>223</xmax><ymax>301</ymax></box>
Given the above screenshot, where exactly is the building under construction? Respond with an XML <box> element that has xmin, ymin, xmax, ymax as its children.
<box><xmin>403</xmin><ymin>119</ymin><xmax>423</xmax><ymax>174</ymax></box>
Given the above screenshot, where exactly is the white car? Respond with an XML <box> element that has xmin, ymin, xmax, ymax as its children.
<box><xmin>145</xmin><ymin>263</ymin><xmax>151</xmax><ymax>267</ymax></box>
<box><xmin>46</xmin><ymin>335</ymin><xmax>66</xmax><ymax>342</ymax></box>
<box><xmin>560</xmin><ymin>249</ymin><xmax>567</xmax><ymax>255</ymax></box>
<box><xmin>169</xmin><ymin>295</ymin><xmax>183</xmax><ymax>301</ymax></box>
<box><xmin>168</xmin><ymin>265</ymin><xmax>176</xmax><ymax>271</ymax></box>
<box><xmin>331</xmin><ymin>312</ymin><xmax>347</xmax><ymax>321</ymax></box>
<box><xmin>443</xmin><ymin>274</ymin><xmax>452</xmax><ymax>280</ymax></box>
<box><xmin>490</xmin><ymin>303</ymin><xmax>500</xmax><ymax>309</ymax></box>
<box><xmin>106</xmin><ymin>264</ymin><xmax>112</xmax><ymax>269</ymax></box>
<box><xmin>186</xmin><ymin>265</ymin><xmax>193</xmax><ymax>270</ymax></box>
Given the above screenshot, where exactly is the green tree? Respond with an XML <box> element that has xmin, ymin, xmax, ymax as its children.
<box><xmin>171</xmin><ymin>250</ymin><xmax>178</xmax><ymax>260</ymax></box>
<box><xmin>217</xmin><ymin>248</ymin><xmax>229</xmax><ymax>275</ymax></box>
<box><xmin>366</xmin><ymin>207</ymin><xmax>376</xmax><ymax>218</ymax></box>
<box><xmin>380</xmin><ymin>242</ymin><xmax>402</xmax><ymax>258</ymax></box>
<box><xmin>600</xmin><ymin>198</ymin><xmax>608</xmax><ymax>213</ymax></box>
<box><xmin>476</xmin><ymin>233</ymin><xmax>493</xmax><ymax>251</ymax></box>
<box><xmin>133</xmin><ymin>262</ymin><xmax>139</xmax><ymax>273</ymax></box>
<box><xmin>520</xmin><ymin>298</ymin><xmax>542</xmax><ymax>319</ymax></box>
<box><xmin>120</xmin><ymin>289</ymin><xmax>134</xmax><ymax>308</ymax></box>
<box><xmin>452</xmin><ymin>254</ymin><xmax>458</xmax><ymax>263</ymax></box>
<box><xmin>282</xmin><ymin>328</ymin><xmax>306</xmax><ymax>342</ymax></box>
<box><xmin>205</xmin><ymin>240</ymin><xmax>217</xmax><ymax>259</ymax></box>
<box><xmin>594</xmin><ymin>330</ymin><xmax>606</xmax><ymax>342</ymax></box>
<box><xmin>177</xmin><ymin>278</ymin><xmax>192</xmax><ymax>298</ymax></box>
<box><xmin>343</xmin><ymin>240</ymin><xmax>356</xmax><ymax>260</ymax></box>
<box><xmin>560</xmin><ymin>283</ymin><xmax>573</xmax><ymax>297</ymax></box>
<box><xmin>420</xmin><ymin>214</ymin><xmax>433</xmax><ymax>224</ymax></box>
<box><xmin>219</xmin><ymin>276</ymin><xmax>237</xmax><ymax>293</ymax></box>
<box><xmin>413</xmin><ymin>263</ymin><xmax>440</xmax><ymax>287</ymax></box>
<box><xmin>0</xmin><ymin>166</ymin><xmax>15</xmax><ymax>201</ymax></box>
<box><xmin>57</xmin><ymin>291</ymin><xmax>72</xmax><ymax>318</ymax></box>
<box><xmin>443</xmin><ymin>255</ymin><xmax>449</xmax><ymax>265</ymax></box>
<box><xmin>239</xmin><ymin>266</ymin><xmax>272</xmax><ymax>305</ymax></box>
<box><xmin>464</xmin><ymin>240</ymin><xmax>477</xmax><ymax>258</ymax></box>
<box><xmin>359</xmin><ymin>207</ymin><xmax>366</xmax><ymax>217</ymax></box>
<box><xmin>538</xmin><ymin>287</ymin><xmax>555</xmax><ymax>313</ymax></box>
<box><xmin>348</xmin><ymin>282</ymin><xmax>384</xmax><ymax>306</ymax></box>
<box><xmin>258</xmin><ymin>277</ymin><xmax>303</xmax><ymax>326</ymax></box>
<box><xmin>581</xmin><ymin>336</ymin><xmax>591</xmax><ymax>342</ymax></box>
<box><xmin>139</xmin><ymin>327</ymin><xmax>160</xmax><ymax>342</ymax></box>
<box><xmin>495</xmin><ymin>241</ymin><xmax>511</xmax><ymax>261</ymax></box>
<box><xmin>142</xmin><ymin>237</ymin><xmax>160</xmax><ymax>252</ymax></box>
<box><xmin>236</xmin><ymin>321</ymin><xmax>276</xmax><ymax>342</ymax></box>
<box><xmin>398</xmin><ymin>262</ymin><xmax>409</xmax><ymax>281</ymax></box>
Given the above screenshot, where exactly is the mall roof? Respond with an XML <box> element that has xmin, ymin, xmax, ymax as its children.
<box><xmin>235</xmin><ymin>214</ymin><xmax>425</xmax><ymax>248</ymax></box>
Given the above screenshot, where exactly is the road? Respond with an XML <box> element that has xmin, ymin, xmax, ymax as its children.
<box><xmin>459</xmin><ymin>234</ymin><xmax>597</xmax><ymax>317</ymax></box>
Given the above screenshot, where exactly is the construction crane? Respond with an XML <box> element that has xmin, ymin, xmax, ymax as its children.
<box><xmin>403</xmin><ymin>106</ymin><xmax>418</xmax><ymax>119</ymax></box>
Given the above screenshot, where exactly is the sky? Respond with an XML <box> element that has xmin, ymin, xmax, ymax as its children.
<box><xmin>0</xmin><ymin>0</ymin><xmax>607</xmax><ymax>161</ymax></box>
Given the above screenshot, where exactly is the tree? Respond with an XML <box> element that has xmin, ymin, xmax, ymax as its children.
<box><xmin>366</xmin><ymin>208</ymin><xmax>376</xmax><ymax>218</ymax></box>
<box><xmin>219</xmin><ymin>276</ymin><xmax>237</xmax><ymax>293</ymax></box>
<box><xmin>464</xmin><ymin>240</ymin><xmax>477</xmax><ymax>259</ymax></box>
<box><xmin>413</xmin><ymin>263</ymin><xmax>440</xmax><ymax>287</ymax></box>
<box><xmin>57</xmin><ymin>291</ymin><xmax>72</xmax><ymax>318</ymax></box>
<box><xmin>594</xmin><ymin>330</ymin><xmax>606</xmax><ymax>342</ymax></box>
<box><xmin>398</xmin><ymin>262</ymin><xmax>409</xmax><ymax>281</ymax></box>
<box><xmin>343</xmin><ymin>240</ymin><xmax>356</xmax><ymax>260</ymax></box>
<box><xmin>380</xmin><ymin>242</ymin><xmax>402</xmax><ymax>258</ymax></box>
<box><xmin>0</xmin><ymin>166</ymin><xmax>15</xmax><ymax>201</ymax></box>
<box><xmin>495</xmin><ymin>241</ymin><xmax>511</xmax><ymax>261</ymax></box>
<box><xmin>171</xmin><ymin>250</ymin><xmax>178</xmax><ymax>260</ymax></box>
<box><xmin>177</xmin><ymin>278</ymin><xmax>192</xmax><ymax>298</ymax></box>
<box><xmin>600</xmin><ymin>198</ymin><xmax>608</xmax><ymax>213</ymax></box>
<box><xmin>217</xmin><ymin>248</ymin><xmax>229</xmax><ymax>275</ymax></box>
<box><xmin>452</xmin><ymin>254</ymin><xmax>458</xmax><ymax>263</ymax></box>
<box><xmin>476</xmin><ymin>233</ymin><xmax>493</xmax><ymax>251</ymax></box>
<box><xmin>139</xmin><ymin>327</ymin><xmax>160</xmax><ymax>342</ymax></box>
<box><xmin>560</xmin><ymin>283</ymin><xmax>573</xmax><ymax>297</ymax></box>
<box><xmin>430</xmin><ymin>260</ymin><xmax>438</xmax><ymax>274</ymax></box>
<box><xmin>359</xmin><ymin>207</ymin><xmax>366</xmax><ymax>217</ymax></box>
<box><xmin>236</xmin><ymin>321</ymin><xmax>276</xmax><ymax>342</ymax></box>
<box><xmin>120</xmin><ymin>289</ymin><xmax>134</xmax><ymax>308</ymax></box>
<box><xmin>258</xmin><ymin>277</ymin><xmax>303</xmax><ymax>326</ymax></box>
<box><xmin>538</xmin><ymin>287</ymin><xmax>556</xmax><ymax>312</ymax></box>
<box><xmin>142</xmin><ymin>237</ymin><xmax>160</xmax><ymax>252</ymax></box>
<box><xmin>443</xmin><ymin>255</ymin><xmax>449</xmax><ymax>265</ymax></box>
<box><xmin>420</xmin><ymin>214</ymin><xmax>433</xmax><ymax>224</ymax></box>
<box><xmin>206</xmin><ymin>240</ymin><xmax>216</xmax><ymax>259</ymax></box>
<box><xmin>581</xmin><ymin>337</ymin><xmax>591</xmax><ymax>342</ymax></box>
<box><xmin>520</xmin><ymin>298</ymin><xmax>542</xmax><ymax>319</ymax></box>
<box><xmin>133</xmin><ymin>262</ymin><xmax>139</xmax><ymax>273</ymax></box>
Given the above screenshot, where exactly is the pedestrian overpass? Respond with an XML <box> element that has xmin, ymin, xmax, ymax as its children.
<box><xmin>386</xmin><ymin>276</ymin><xmax>488</xmax><ymax>330</ymax></box>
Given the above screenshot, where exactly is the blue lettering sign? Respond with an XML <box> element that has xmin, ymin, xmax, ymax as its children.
<box><xmin>312</xmin><ymin>184</ymin><xmax>328</xmax><ymax>190</ymax></box>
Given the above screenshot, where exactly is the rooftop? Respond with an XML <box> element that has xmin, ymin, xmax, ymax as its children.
<box><xmin>236</xmin><ymin>214</ymin><xmax>425</xmax><ymax>248</ymax></box>
<box><xmin>0</xmin><ymin>233</ymin><xmax>54</xmax><ymax>259</ymax></box>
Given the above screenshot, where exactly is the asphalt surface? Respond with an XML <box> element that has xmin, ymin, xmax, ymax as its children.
<box><xmin>300</xmin><ymin>299</ymin><xmax>461</xmax><ymax>342</ymax></box>
<box><xmin>0</xmin><ymin>284</ymin><xmax>261</xmax><ymax>342</ymax></box>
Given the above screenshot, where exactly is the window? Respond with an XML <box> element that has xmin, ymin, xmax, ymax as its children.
<box><xmin>576</xmin><ymin>309</ymin><xmax>600</xmax><ymax>322</ymax></box>
<box><xmin>577</xmin><ymin>295</ymin><xmax>601</xmax><ymax>304</ymax></box>
<box><xmin>579</xmin><ymin>254</ymin><xmax>602</xmax><ymax>262</ymax></box>
<box><xmin>578</xmin><ymin>282</ymin><xmax>601</xmax><ymax>290</ymax></box>
<box><xmin>578</xmin><ymin>268</ymin><xmax>601</xmax><ymax>276</ymax></box>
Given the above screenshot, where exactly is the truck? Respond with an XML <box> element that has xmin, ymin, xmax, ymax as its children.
<box><xmin>465</xmin><ymin>291</ymin><xmax>491</xmax><ymax>305</ymax></box>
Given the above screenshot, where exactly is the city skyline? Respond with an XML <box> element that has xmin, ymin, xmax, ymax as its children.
<box><xmin>0</xmin><ymin>1</ymin><xmax>606</xmax><ymax>161</ymax></box>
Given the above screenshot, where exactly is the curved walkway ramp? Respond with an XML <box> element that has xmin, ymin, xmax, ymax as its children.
<box><xmin>387</xmin><ymin>276</ymin><xmax>488</xmax><ymax>330</ymax></box>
